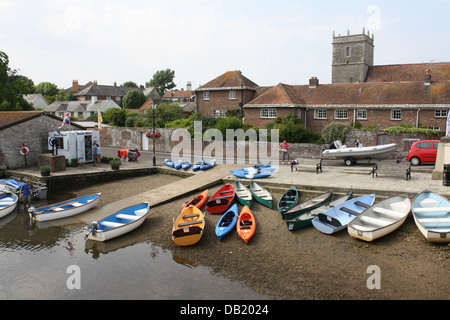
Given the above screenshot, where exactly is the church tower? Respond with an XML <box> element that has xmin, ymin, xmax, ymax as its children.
<box><xmin>332</xmin><ymin>29</ymin><xmax>374</xmax><ymax>83</ymax></box>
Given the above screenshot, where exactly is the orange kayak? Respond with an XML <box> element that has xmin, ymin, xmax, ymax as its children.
<box><xmin>183</xmin><ymin>189</ymin><xmax>209</xmax><ymax>209</ymax></box>
<box><xmin>237</xmin><ymin>205</ymin><xmax>255</xmax><ymax>244</ymax></box>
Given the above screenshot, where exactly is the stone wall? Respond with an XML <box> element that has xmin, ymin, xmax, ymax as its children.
<box><xmin>100</xmin><ymin>127</ymin><xmax>436</xmax><ymax>161</ymax></box>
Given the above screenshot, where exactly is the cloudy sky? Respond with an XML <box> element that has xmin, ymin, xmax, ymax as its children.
<box><xmin>1</xmin><ymin>0</ymin><xmax>449</xmax><ymax>91</ymax></box>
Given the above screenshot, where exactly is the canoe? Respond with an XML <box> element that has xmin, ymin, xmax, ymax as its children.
<box><xmin>85</xmin><ymin>202</ymin><xmax>150</xmax><ymax>242</ymax></box>
<box><xmin>0</xmin><ymin>192</ymin><xmax>18</xmax><ymax>219</ymax></box>
<box><xmin>200</xmin><ymin>159</ymin><xmax>216</xmax><ymax>171</ymax></box>
<box><xmin>348</xmin><ymin>195</ymin><xmax>411</xmax><ymax>241</ymax></box>
<box><xmin>164</xmin><ymin>159</ymin><xmax>174</xmax><ymax>168</ymax></box>
<box><xmin>215</xmin><ymin>203</ymin><xmax>239</xmax><ymax>241</ymax></box>
<box><xmin>174</xmin><ymin>160</ymin><xmax>183</xmax><ymax>170</ymax></box>
<box><xmin>277</xmin><ymin>185</ymin><xmax>299</xmax><ymax>215</ymax></box>
<box><xmin>29</xmin><ymin>193</ymin><xmax>101</xmax><ymax>222</ymax></box>
<box><xmin>250</xmin><ymin>181</ymin><xmax>273</xmax><ymax>208</ymax></box>
<box><xmin>286</xmin><ymin>189</ymin><xmax>353</xmax><ymax>231</ymax></box>
<box><xmin>183</xmin><ymin>189</ymin><xmax>209</xmax><ymax>209</ymax></box>
<box><xmin>172</xmin><ymin>205</ymin><xmax>205</xmax><ymax>246</ymax></box>
<box><xmin>282</xmin><ymin>190</ymin><xmax>333</xmax><ymax>220</ymax></box>
<box><xmin>237</xmin><ymin>205</ymin><xmax>255</xmax><ymax>244</ymax></box>
<box><xmin>321</xmin><ymin>141</ymin><xmax>397</xmax><ymax>166</ymax></box>
<box><xmin>182</xmin><ymin>160</ymin><xmax>192</xmax><ymax>171</ymax></box>
<box><xmin>192</xmin><ymin>160</ymin><xmax>205</xmax><ymax>172</ymax></box>
<box><xmin>234</xmin><ymin>180</ymin><xmax>253</xmax><ymax>208</ymax></box>
<box><xmin>411</xmin><ymin>191</ymin><xmax>450</xmax><ymax>243</ymax></box>
<box><xmin>206</xmin><ymin>184</ymin><xmax>235</xmax><ymax>214</ymax></box>
<box><xmin>230</xmin><ymin>165</ymin><xmax>276</xmax><ymax>179</ymax></box>
<box><xmin>312</xmin><ymin>194</ymin><xmax>375</xmax><ymax>234</ymax></box>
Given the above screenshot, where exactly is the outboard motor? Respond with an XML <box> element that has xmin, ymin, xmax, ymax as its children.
<box><xmin>84</xmin><ymin>221</ymin><xmax>99</xmax><ymax>240</ymax></box>
<box><xmin>28</xmin><ymin>206</ymin><xmax>36</xmax><ymax>219</ymax></box>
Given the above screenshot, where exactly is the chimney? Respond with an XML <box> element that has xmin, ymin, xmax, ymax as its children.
<box><xmin>425</xmin><ymin>69</ymin><xmax>431</xmax><ymax>86</ymax></box>
<box><xmin>309</xmin><ymin>77</ymin><xmax>319</xmax><ymax>88</ymax></box>
<box><xmin>114</xmin><ymin>81</ymin><xmax>117</xmax><ymax>87</ymax></box>
<box><xmin>73</xmin><ymin>80</ymin><xmax>79</xmax><ymax>91</ymax></box>
<box><xmin>94</xmin><ymin>80</ymin><xmax>98</xmax><ymax>85</ymax></box>
<box><xmin>186</xmin><ymin>81</ymin><xmax>192</xmax><ymax>91</ymax></box>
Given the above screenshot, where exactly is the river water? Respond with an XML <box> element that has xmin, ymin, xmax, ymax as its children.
<box><xmin>0</xmin><ymin>195</ymin><xmax>269</xmax><ymax>300</ymax></box>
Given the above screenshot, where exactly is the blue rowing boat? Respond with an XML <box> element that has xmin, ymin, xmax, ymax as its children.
<box><xmin>311</xmin><ymin>194</ymin><xmax>375</xmax><ymax>234</ymax></box>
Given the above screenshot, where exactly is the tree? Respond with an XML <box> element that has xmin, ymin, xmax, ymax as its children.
<box><xmin>147</xmin><ymin>102</ymin><xmax>185</xmax><ymax>127</ymax></box>
<box><xmin>103</xmin><ymin>108</ymin><xmax>127</xmax><ymax>127</ymax></box>
<box><xmin>122</xmin><ymin>89</ymin><xmax>147</xmax><ymax>109</ymax></box>
<box><xmin>122</xmin><ymin>81</ymin><xmax>138</xmax><ymax>88</ymax></box>
<box><xmin>0</xmin><ymin>51</ymin><xmax>33</xmax><ymax>111</ymax></box>
<box><xmin>35</xmin><ymin>82</ymin><xmax>59</xmax><ymax>96</ymax></box>
<box><xmin>146</xmin><ymin>68</ymin><xmax>176</xmax><ymax>96</ymax></box>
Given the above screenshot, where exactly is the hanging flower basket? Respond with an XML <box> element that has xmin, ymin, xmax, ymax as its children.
<box><xmin>146</xmin><ymin>131</ymin><xmax>162</xmax><ymax>138</ymax></box>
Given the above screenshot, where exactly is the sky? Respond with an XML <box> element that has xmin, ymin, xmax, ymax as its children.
<box><xmin>1</xmin><ymin>0</ymin><xmax>449</xmax><ymax>91</ymax></box>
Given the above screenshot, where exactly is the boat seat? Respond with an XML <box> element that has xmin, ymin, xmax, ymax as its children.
<box><xmin>71</xmin><ymin>202</ymin><xmax>83</xmax><ymax>207</ymax></box>
<box><xmin>340</xmin><ymin>207</ymin><xmax>359</xmax><ymax>216</ymax></box>
<box><xmin>354</xmin><ymin>201</ymin><xmax>371</xmax><ymax>208</ymax></box>
<box><xmin>134</xmin><ymin>208</ymin><xmax>148</xmax><ymax>216</ymax></box>
<box><xmin>100</xmin><ymin>221</ymin><xmax>124</xmax><ymax>228</ymax></box>
<box><xmin>183</xmin><ymin>213</ymin><xmax>200</xmax><ymax>219</ymax></box>
<box><xmin>350</xmin><ymin>223</ymin><xmax>375</xmax><ymax>232</ymax></box>
<box><xmin>116</xmin><ymin>214</ymin><xmax>139</xmax><ymax>221</ymax></box>
<box><xmin>372</xmin><ymin>207</ymin><xmax>406</xmax><ymax>219</ymax></box>
<box><xmin>52</xmin><ymin>207</ymin><xmax>64</xmax><ymax>212</ymax></box>
<box><xmin>414</xmin><ymin>207</ymin><xmax>450</xmax><ymax>213</ymax></box>
<box><xmin>359</xmin><ymin>215</ymin><xmax>391</xmax><ymax>227</ymax></box>
<box><xmin>178</xmin><ymin>220</ymin><xmax>204</xmax><ymax>227</ymax></box>
<box><xmin>418</xmin><ymin>218</ymin><xmax>450</xmax><ymax>224</ymax></box>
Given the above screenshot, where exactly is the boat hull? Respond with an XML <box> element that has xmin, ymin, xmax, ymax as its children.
<box><xmin>321</xmin><ymin>143</ymin><xmax>397</xmax><ymax>160</ymax></box>
<box><xmin>282</xmin><ymin>190</ymin><xmax>332</xmax><ymax>220</ymax></box>
<box><xmin>277</xmin><ymin>186</ymin><xmax>299</xmax><ymax>215</ymax></box>
<box><xmin>234</xmin><ymin>180</ymin><xmax>253</xmax><ymax>208</ymax></box>
<box><xmin>348</xmin><ymin>196</ymin><xmax>411</xmax><ymax>241</ymax></box>
<box><xmin>86</xmin><ymin>202</ymin><xmax>149</xmax><ymax>242</ymax></box>
<box><xmin>412</xmin><ymin>191</ymin><xmax>450</xmax><ymax>243</ymax></box>
<box><xmin>172</xmin><ymin>206</ymin><xmax>205</xmax><ymax>246</ymax></box>
<box><xmin>215</xmin><ymin>204</ymin><xmax>238</xmax><ymax>240</ymax></box>
<box><xmin>0</xmin><ymin>192</ymin><xmax>18</xmax><ymax>219</ymax></box>
<box><xmin>250</xmin><ymin>181</ymin><xmax>273</xmax><ymax>208</ymax></box>
<box><xmin>237</xmin><ymin>205</ymin><xmax>255</xmax><ymax>244</ymax></box>
<box><xmin>32</xmin><ymin>193</ymin><xmax>101</xmax><ymax>222</ymax></box>
<box><xmin>312</xmin><ymin>194</ymin><xmax>375</xmax><ymax>234</ymax></box>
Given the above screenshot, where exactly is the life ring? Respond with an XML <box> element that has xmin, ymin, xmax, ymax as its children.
<box><xmin>20</xmin><ymin>146</ymin><xmax>29</xmax><ymax>156</ymax></box>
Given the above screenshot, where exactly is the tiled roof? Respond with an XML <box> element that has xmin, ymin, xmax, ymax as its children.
<box><xmin>0</xmin><ymin>111</ymin><xmax>84</xmax><ymax>130</ymax></box>
<box><xmin>162</xmin><ymin>90</ymin><xmax>194</xmax><ymax>98</ymax></box>
<box><xmin>366</xmin><ymin>62</ymin><xmax>450</xmax><ymax>83</ymax></box>
<box><xmin>196</xmin><ymin>70</ymin><xmax>259</xmax><ymax>91</ymax></box>
<box><xmin>244</xmin><ymin>81</ymin><xmax>450</xmax><ymax>108</ymax></box>
<box><xmin>75</xmin><ymin>84</ymin><xmax>143</xmax><ymax>97</ymax></box>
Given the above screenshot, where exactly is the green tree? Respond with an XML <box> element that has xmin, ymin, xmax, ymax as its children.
<box><xmin>146</xmin><ymin>68</ymin><xmax>176</xmax><ymax>96</ymax></box>
<box><xmin>148</xmin><ymin>102</ymin><xmax>184</xmax><ymax>127</ymax></box>
<box><xmin>321</xmin><ymin>122</ymin><xmax>353</xmax><ymax>144</ymax></box>
<box><xmin>122</xmin><ymin>81</ymin><xmax>138</xmax><ymax>88</ymax></box>
<box><xmin>103</xmin><ymin>108</ymin><xmax>127</xmax><ymax>126</ymax></box>
<box><xmin>122</xmin><ymin>89</ymin><xmax>147</xmax><ymax>109</ymax></box>
<box><xmin>35</xmin><ymin>82</ymin><xmax>59</xmax><ymax>96</ymax></box>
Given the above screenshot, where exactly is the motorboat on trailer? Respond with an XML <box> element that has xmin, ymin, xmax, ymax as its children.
<box><xmin>321</xmin><ymin>140</ymin><xmax>397</xmax><ymax>166</ymax></box>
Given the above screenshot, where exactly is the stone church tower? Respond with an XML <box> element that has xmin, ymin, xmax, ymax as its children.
<box><xmin>332</xmin><ymin>29</ymin><xmax>374</xmax><ymax>83</ymax></box>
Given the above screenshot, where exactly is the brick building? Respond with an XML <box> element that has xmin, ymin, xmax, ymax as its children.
<box><xmin>195</xmin><ymin>30</ymin><xmax>450</xmax><ymax>134</ymax></box>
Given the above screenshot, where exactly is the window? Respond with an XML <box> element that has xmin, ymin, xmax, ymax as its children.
<box><xmin>435</xmin><ymin>110</ymin><xmax>447</xmax><ymax>118</ymax></box>
<box><xmin>314</xmin><ymin>109</ymin><xmax>327</xmax><ymax>119</ymax></box>
<box><xmin>346</xmin><ymin>46</ymin><xmax>351</xmax><ymax>57</ymax></box>
<box><xmin>203</xmin><ymin>92</ymin><xmax>210</xmax><ymax>101</ymax></box>
<box><xmin>334</xmin><ymin>109</ymin><xmax>348</xmax><ymax>120</ymax></box>
<box><xmin>357</xmin><ymin>109</ymin><xmax>367</xmax><ymax>120</ymax></box>
<box><xmin>212</xmin><ymin>109</ymin><xmax>226</xmax><ymax>118</ymax></box>
<box><xmin>229</xmin><ymin>91</ymin><xmax>236</xmax><ymax>100</ymax></box>
<box><xmin>260</xmin><ymin>108</ymin><xmax>277</xmax><ymax>119</ymax></box>
<box><xmin>390</xmin><ymin>109</ymin><xmax>402</xmax><ymax>120</ymax></box>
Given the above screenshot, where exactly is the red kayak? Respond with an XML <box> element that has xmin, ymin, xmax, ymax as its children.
<box><xmin>206</xmin><ymin>184</ymin><xmax>235</xmax><ymax>214</ymax></box>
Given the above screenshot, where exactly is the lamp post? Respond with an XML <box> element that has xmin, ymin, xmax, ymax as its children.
<box><xmin>152</xmin><ymin>102</ymin><xmax>157</xmax><ymax>166</ymax></box>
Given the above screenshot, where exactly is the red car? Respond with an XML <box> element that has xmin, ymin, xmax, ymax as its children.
<box><xmin>407</xmin><ymin>140</ymin><xmax>440</xmax><ymax>166</ymax></box>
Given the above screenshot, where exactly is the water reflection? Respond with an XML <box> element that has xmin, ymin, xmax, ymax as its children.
<box><xmin>0</xmin><ymin>205</ymin><xmax>270</xmax><ymax>300</ymax></box>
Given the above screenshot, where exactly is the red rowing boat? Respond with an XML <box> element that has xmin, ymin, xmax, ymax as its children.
<box><xmin>206</xmin><ymin>184</ymin><xmax>235</xmax><ymax>214</ymax></box>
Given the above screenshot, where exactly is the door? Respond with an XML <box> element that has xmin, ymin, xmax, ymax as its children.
<box><xmin>142</xmin><ymin>133</ymin><xmax>149</xmax><ymax>151</ymax></box>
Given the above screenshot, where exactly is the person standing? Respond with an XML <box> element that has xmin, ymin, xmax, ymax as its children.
<box><xmin>95</xmin><ymin>143</ymin><xmax>101</xmax><ymax>165</ymax></box>
<box><xmin>92</xmin><ymin>143</ymin><xmax>98</xmax><ymax>166</ymax></box>
<box><xmin>280</xmin><ymin>140</ymin><xmax>290</xmax><ymax>164</ymax></box>
<box><xmin>20</xmin><ymin>179</ymin><xmax>32</xmax><ymax>208</ymax></box>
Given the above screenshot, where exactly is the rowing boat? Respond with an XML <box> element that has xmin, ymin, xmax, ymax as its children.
<box><xmin>215</xmin><ymin>203</ymin><xmax>238</xmax><ymax>241</ymax></box>
<box><xmin>412</xmin><ymin>191</ymin><xmax>450</xmax><ymax>243</ymax></box>
<box><xmin>286</xmin><ymin>190</ymin><xmax>352</xmax><ymax>231</ymax></box>
<box><xmin>277</xmin><ymin>185</ymin><xmax>299</xmax><ymax>215</ymax></box>
<box><xmin>183</xmin><ymin>189</ymin><xmax>209</xmax><ymax>209</ymax></box>
<box><xmin>234</xmin><ymin>180</ymin><xmax>253</xmax><ymax>208</ymax></box>
<box><xmin>0</xmin><ymin>192</ymin><xmax>18</xmax><ymax>219</ymax></box>
<box><xmin>172</xmin><ymin>205</ymin><xmax>205</xmax><ymax>246</ymax></box>
<box><xmin>237</xmin><ymin>205</ymin><xmax>255</xmax><ymax>244</ymax></box>
<box><xmin>282</xmin><ymin>190</ymin><xmax>332</xmax><ymax>220</ymax></box>
<box><xmin>250</xmin><ymin>181</ymin><xmax>273</xmax><ymax>208</ymax></box>
<box><xmin>348</xmin><ymin>195</ymin><xmax>411</xmax><ymax>241</ymax></box>
<box><xmin>230</xmin><ymin>165</ymin><xmax>276</xmax><ymax>179</ymax></box>
<box><xmin>206</xmin><ymin>184</ymin><xmax>235</xmax><ymax>214</ymax></box>
<box><xmin>29</xmin><ymin>193</ymin><xmax>101</xmax><ymax>222</ymax></box>
<box><xmin>85</xmin><ymin>202</ymin><xmax>150</xmax><ymax>242</ymax></box>
<box><xmin>312</xmin><ymin>194</ymin><xmax>375</xmax><ymax>234</ymax></box>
